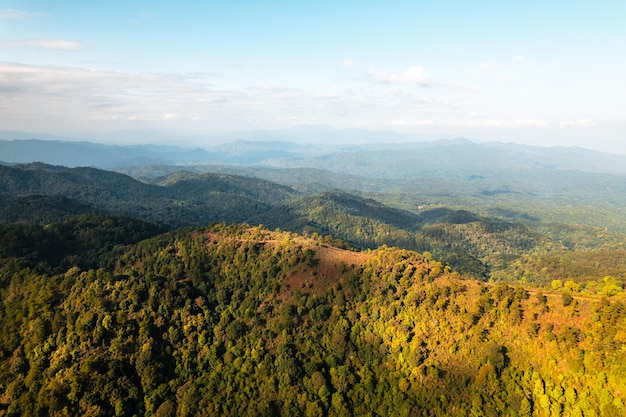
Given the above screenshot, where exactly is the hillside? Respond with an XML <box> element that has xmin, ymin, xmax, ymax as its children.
<box><xmin>260</xmin><ymin>192</ymin><xmax>562</xmax><ymax>279</ymax></box>
<box><xmin>0</xmin><ymin>195</ymin><xmax>94</xmax><ymax>225</ymax></box>
<box><xmin>1</xmin><ymin>222</ymin><xmax>624</xmax><ymax>416</ymax></box>
<box><xmin>0</xmin><ymin>214</ymin><xmax>162</xmax><ymax>273</ymax></box>
<box><xmin>0</xmin><ymin>164</ymin><xmax>298</xmax><ymax>228</ymax></box>
<box><xmin>263</xmin><ymin>191</ymin><xmax>422</xmax><ymax>237</ymax></box>
<box><xmin>2</xmin><ymin>163</ymin><xmax>626</xmax><ymax>283</ymax></box>
<box><xmin>117</xmin><ymin>155</ymin><xmax>626</xmax><ymax>235</ymax></box>
<box><xmin>5</xmin><ymin>136</ymin><xmax>626</xmax><ymax>235</ymax></box>
<box><xmin>154</xmin><ymin>171</ymin><xmax>299</xmax><ymax>204</ymax></box>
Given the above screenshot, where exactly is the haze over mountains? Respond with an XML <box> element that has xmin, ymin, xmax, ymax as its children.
<box><xmin>2</xmin><ymin>128</ymin><xmax>626</xmax><ymax>177</ymax></box>
<box><xmin>4</xmin><ymin>129</ymin><xmax>626</xmax><ymax>233</ymax></box>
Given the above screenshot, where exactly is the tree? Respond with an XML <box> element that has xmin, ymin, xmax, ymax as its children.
<box><xmin>551</xmin><ymin>280</ymin><xmax>563</xmax><ymax>290</ymax></box>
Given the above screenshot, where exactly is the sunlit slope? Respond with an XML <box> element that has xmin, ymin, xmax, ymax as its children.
<box><xmin>1</xmin><ymin>223</ymin><xmax>624</xmax><ymax>416</ymax></box>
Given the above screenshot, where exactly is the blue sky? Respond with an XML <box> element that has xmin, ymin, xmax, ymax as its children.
<box><xmin>1</xmin><ymin>0</ymin><xmax>625</xmax><ymax>153</ymax></box>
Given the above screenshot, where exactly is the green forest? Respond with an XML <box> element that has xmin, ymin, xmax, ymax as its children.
<box><xmin>0</xmin><ymin>218</ymin><xmax>625</xmax><ymax>416</ymax></box>
<box><xmin>3</xmin><ymin>163</ymin><xmax>626</xmax><ymax>285</ymax></box>
<box><xmin>1</xmin><ymin>162</ymin><xmax>626</xmax><ymax>416</ymax></box>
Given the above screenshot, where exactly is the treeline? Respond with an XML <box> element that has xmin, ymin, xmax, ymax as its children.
<box><xmin>1</xmin><ymin>221</ymin><xmax>625</xmax><ymax>416</ymax></box>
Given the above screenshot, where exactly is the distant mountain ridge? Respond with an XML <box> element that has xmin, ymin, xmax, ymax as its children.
<box><xmin>2</xmin><ymin>132</ymin><xmax>626</xmax><ymax>177</ymax></box>
<box><xmin>0</xmin><ymin>139</ymin><xmax>213</xmax><ymax>168</ymax></box>
<box><xmin>264</xmin><ymin>139</ymin><xmax>626</xmax><ymax>178</ymax></box>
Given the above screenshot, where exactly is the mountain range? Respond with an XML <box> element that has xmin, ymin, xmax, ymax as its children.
<box><xmin>3</xmin><ymin>130</ymin><xmax>626</xmax><ymax>177</ymax></box>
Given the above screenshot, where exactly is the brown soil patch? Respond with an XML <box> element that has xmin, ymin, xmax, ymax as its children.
<box><xmin>281</xmin><ymin>244</ymin><xmax>372</xmax><ymax>298</ymax></box>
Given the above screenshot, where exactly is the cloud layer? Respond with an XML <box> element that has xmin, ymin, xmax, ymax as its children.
<box><xmin>559</xmin><ymin>119</ymin><xmax>596</xmax><ymax>128</ymax></box>
<box><xmin>0</xmin><ymin>39</ymin><xmax>85</xmax><ymax>50</ymax></box>
<box><xmin>368</xmin><ymin>66</ymin><xmax>432</xmax><ymax>85</ymax></box>
<box><xmin>0</xmin><ymin>60</ymin><xmax>608</xmax><ymax>144</ymax></box>
<box><xmin>0</xmin><ymin>62</ymin><xmax>389</xmax><ymax>131</ymax></box>
<box><xmin>0</xmin><ymin>9</ymin><xmax>32</xmax><ymax>20</ymax></box>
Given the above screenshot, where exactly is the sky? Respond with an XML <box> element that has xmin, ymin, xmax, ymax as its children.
<box><xmin>1</xmin><ymin>0</ymin><xmax>625</xmax><ymax>153</ymax></box>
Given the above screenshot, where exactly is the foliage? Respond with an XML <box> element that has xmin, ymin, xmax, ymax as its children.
<box><xmin>1</xmin><ymin>222</ymin><xmax>625</xmax><ymax>416</ymax></box>
<box><xmin>0</xmin><ymin>164</ymin><xmax>299</xmax><ymax>228</ymax></box>
<box><xmin>492</xmin><ymin>249</ymin><xmax>626</xmax><ymax>291</ymax></box>
<box><xmin>0</xmin><ymin>214</ymin><xmax>162</xmax><ymax>274</ymax></box>
<box><xmin>3</xmin><ymin>163</ymin><xmax>626</xmax><ymax>284</ymax></box>
<box><xmin>0</xmin><ymin>195</ymin><xmax>94</xmax><ymax>225</ymax></box>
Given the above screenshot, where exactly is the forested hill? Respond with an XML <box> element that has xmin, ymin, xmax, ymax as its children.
<box><xmin>1</xmin><ymin>222</ymin><xmax>625</xmax><ymax>416</ymax></box>
<box><xmin>2</xmin><ymin>163</ymin><xmax>626</xmax><ymax>282</ymax></box>
<box><xmin>0</xmin><ymin>194</ymin><xmax>95</xmax><ymax>225</ymax></box>
<box><xmin>0</xmin><ymin>163</ymin><xmax>299</xmax><ymax>228</ymax></box>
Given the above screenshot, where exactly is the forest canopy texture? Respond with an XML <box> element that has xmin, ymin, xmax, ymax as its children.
<box><xmin>1</xmin><ymin>220</ymin><xmax>625</xmax><ymax>417</ymax></box>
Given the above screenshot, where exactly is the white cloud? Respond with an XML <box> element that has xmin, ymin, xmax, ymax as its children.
<box><xmin>479</xmin><ymin>62</ymin><xmax>503</xmax><ymax>72</ymax></box>
<box><xmin>0</xmin><ymin>62</ymin><xmax>233</xmax><ymax>127</ymax></box>
<box><xmin>460</xmin><ymin>119</ymin><xmax>546</xmax><ymax>127</ymax></box>
<box><xmin>0</xmin><ymin>62</ymin><xmax>385</xmax><ymax>132</ymax></box>
<box><xmin>0</xmin><ymin>62</ymin><xmax>573</xmax><ymax>137</ymax></box>
<box><xmin>341</xmin><ymin>59</ymin><xmax>359</xmax><ymax>69</ymax></box>
<box><xmin>368</xmin><ymin>65</ymin><xmax>432</xmax><ymax>85</ymax></box>
<box><xmin>0</xmin><ymin>9</ymin><xmax>32</xmax><ymax>20</ymax></box>
<box><xmin>464</xmin><ymin>119</ymin><xmax>505</xmax><ymax>127</ymax></box>
<box><xmin>513</xmin><ymin>56</ymin><xmax>525</xmax><ymax>62</ymax></box>
<box><xmin>513</xmin><ymin>119</ymin><xmax>547</xmax><ymax>127</ymax></box>
<box><xmin>559</xmin><ymin>118</ymin><xmax>596</xmax><ymax>127</ymax></box>
<box><xmin>388</xmin><ymin>119</ymin><xmax>435</xmax><ymax>127</ymax></box>
<box><xmin>0</xmin><ymin>39</ymin><xmax>85</xmax><ymax>51</ymax></box>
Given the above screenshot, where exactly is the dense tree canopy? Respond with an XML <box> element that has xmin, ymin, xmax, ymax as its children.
<box><xmin>1</xmin><ymin>221</ymin><xmax>625</xmax><ymax>416</ymax></box>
